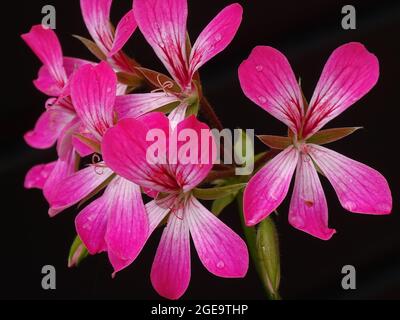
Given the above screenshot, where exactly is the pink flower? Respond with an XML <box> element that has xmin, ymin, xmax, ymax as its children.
<box><xmin>112</xmin><ymin>0</ymin><xmax>243</xmax><ymax>121</ymax></box>
<box><xmin>22</xmin><ymin>25</ymin><xmax>92</xmax><ymax>202</ymax></box>
<box><xmin>239</xmin><ymin>43</ymin><xmax>392</xmax><ymax>240</ymax></box>
<box><xmin>80</xmin><ymin>0</ymin><xmax>138</xmax><ymax>72</ymax></box>
<box><xmin>102</xmin><ymin>112</ymin><xmax>249</xmax><ymax>299</ymax></box>
<box><xmin>48</xmin><ymin>61</ymin><xmax>148</xmax><ymax>273</ymax></box>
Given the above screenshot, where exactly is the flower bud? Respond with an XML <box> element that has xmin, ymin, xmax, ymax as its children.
<box><xmin>256</xmin><ymin>218</ymin><xmax>281</xmax><ymax>299</ymax></box>
<box><xmin>68</xmin><ymin>236</ymin><xmax>89</xmax><ymax>268</ymax></box>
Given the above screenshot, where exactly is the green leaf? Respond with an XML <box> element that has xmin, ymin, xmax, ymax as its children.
<box><xmin>211</xmin><ymin>193</ymin><xmax>237</xmax><ymax>216</ymax></box>
<box><xmin>135</xmin><ymin>67</ymin><xmax>181</xmax><ymax>93</ymax></box>
<box><xmin>68</xmin><ymin>235</ymin><xmax>89</xmax><ymax>268</ymax></box>
<box><xmin>257</xmin><ymin>135</ymin><xmax>292</xmax><ymax>150</ymax></box>
<box><xmin>306</xmin><ymin>127</ymin><xmax>362</xmax><ymax>145</ymax></box>
<box><xmin>193</xmin><ymin>183</ymin><xmax>246</xmax><ymax>200</ymax></box>
<box><xmin>73</xmin><ymin>35</ymin><xmax>107</xmax><ymax>61</ymax></box>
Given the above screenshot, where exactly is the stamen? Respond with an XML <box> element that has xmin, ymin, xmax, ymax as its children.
<box><xmin>91</xmin><ymin>153</ymin><xmax>106</xmax><ymax>175</ymax></box>
<box><xmin>150</xmin><ymin>74</ymin><xmax>174</xmax><ymax>96</ymax></box>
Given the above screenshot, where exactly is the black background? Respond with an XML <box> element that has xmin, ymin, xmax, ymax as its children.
<box><xmin>2</xmin><ymin>0</ymin><xmax>400</xmax><ymax>300</ymax></box>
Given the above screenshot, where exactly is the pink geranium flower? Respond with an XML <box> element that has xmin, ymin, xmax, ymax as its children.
<box><xmin>102</xmin><ymin>112</ymin><xmax>249</xmax><ymax>299</ymax></box>
<box><xmin>112</xmin><ymin>0</ymin><xmax>243</xmax><ymax>121</ymax></box>
<box><xmin>22</xmin><ymin>25</ymin><xmax>92</xmax><ymax>202</ymax></box>
<box><xmin>239</xmin><ymin>43</ymin><xmax>392</xmax><ymax>240</ymax></box>
<box><xmin>48</xmin><ymin>61</ymin><xmax>148</xmax><ymax>273</ymax></box>
<box><xmin>80</xmin><ymin>0</ymin><xmax>138</xmax><ymax>72</ymax></box>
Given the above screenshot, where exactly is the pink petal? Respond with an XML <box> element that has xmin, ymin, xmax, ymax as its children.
<box><xmin>169</xmin><ymin>115</ymin><xmax>216</xmax><ymax>192</ymax></box>
<box><xmin>151</xmin><ymin>212</ymin><xmax>191</xmax><ymax>300</ymax></box>
<box><xmin>34</xmin><ymin>65</ymin><xmax>64</xmax><ymax>96</ymax></box>
<box><xmin>57</xmin><ymin>118</ymin><xmax>96</xmax><ymax>159</ymax></box>
<box><xmin>24</xmin><ymin>108</ymin><xmax>75</xmax><ymax>149</ymax></box>
<box><xmin>105</xmin><ymin>177</ymin><xmax>148</xmax><ymax>270</ymax></box>
<box><xmin>49</xmin><ymin>163</ymin><xmax>113</xmax><ymax>216</ymax></box>
<box><xmin>56</xmin><ymin>117</ymin><xmax>80</xmax><ymax>160</ymax></box>
<box><xmin>70</xmin><ymin>62</ymin><xmax>116</xmax><ymax>140</ymax></box>
<box><xmin>80</xmin><ymin>0</ymin><xmax>114</xmax><ymax>53</ymax></box>
<box><xmin>244</xmin><ymin>146</ymin><xmax>299</xmax><ymax>226</ymax></box>
<box><xmin>63</xmin><ymin>57</ymin><xmax>92</xmax><ymax>77</ymax></box>
<box><xmin>142</xmin><ymin>187</ymin><xmax>159</xmax><ymax>199</ymax></box>
<box><xmin>186</xmin><ymin>196</ymin><xmax>248</xmax><ymax>277</ymax></box>
<box><xmin>108</xmin><ymin>10</ymin><xmax>137</xmax><ymax>57</ymax></box>
<box><xmin>75</xmin><ymin>193</ymin><xmax>109</xmax><ymax>254</ymax></box>
<box><xmin>289</xmin><ymin>152</ymin><xmax>336</xmax><ymax>240</ymax></box>
<box><xmin>189</xmin><ymin>4</ymin><xmax>243</xmax><ymax>76</ymax></box>
<box><xmin>24</xmin><ymin>162</ymin><xmax>57</xmax><ymax>189</ymax></box>
<box><xmin>147</xmin><ymin>195</ymin><xmax>177</xmax><ymax>233</ymax></box>
<box><xmin>114</xmin><ymin>92</ymin><xmax>179</xmax><ymax>120</ymax></box>
<box><xmin>102</xmin><ymin>114</ymin><xmax>179</xmax><ymax>192</ymax></box>
<box><xmin>108</xmin><ymin>252</ymin><xmax>132</xmax><ymax>277</ymax></box>
<box><xmin>238</xmin><ymin>46</ymin><xmax>304</xmax><ymax>134</ymax></box>
<box><xmin>72</xmin><ymin>135</ymin><xmax>95</xmax><ymax>157</ymax></box>
<box><xmin>43</xmin><ymin>149</ymin><xmax>77</xmax><ymax>206</ymax></box>
<box><xmin>168</xmin><ymin>102</ymin><xmax>188</xmax><ymax>130</ymax></box>
<box><xmin>133</xmin><ymin>0</ymin><xmax>190</xmax><ymax>89</ymax></box>
<box><xmin>21</xmin><ymin>25</ymin><xmax>67</xmax><ymax>87</ymax></box>
<box><xmin>303</xmin><ymin>43</ymin><xmax>379</xmax><ymax>138</ymax></box>
<box><xmin>308</xmin><ymin>144</ymin><xmax>392</xmax><ymax>215</ymax></box>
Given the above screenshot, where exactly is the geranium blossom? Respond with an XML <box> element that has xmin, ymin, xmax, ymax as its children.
<box><xmin>22</xmin><ymin>25</ymin><xmax>92</xmax><ymax>203</ymax></box>
<box><xmin>48</xmin><ymin>61</ymin><xmax>148</xmax><ymax>273</ymax></box>
<box><xmin>80</xmin><ymin>0</ymin><xmax>138</xmax><ymax>73</ymax></box>
<box><xmin>239</xmin><ymin>42</ymin><xmax>392</xmax><ymax>240</ymax></box>
<box><xmin>113</xmin><ymin>0</ymin><xmax>243</xmax><ymax>121</ymax></box>
<box><xmin>102</xmin><ymin>112</ymin><xmax>249</xmax><ymax>299</ymax></box>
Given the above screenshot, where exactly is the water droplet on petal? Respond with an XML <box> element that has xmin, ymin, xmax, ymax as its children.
<box><xmin>304</xmin><ymin>200</ymin><xmax>314</xmax><ymax>208</ymax></box>
<box><xmin>217</xmin><ymin>261</ymin><xmax>225</xmax><ymax>269</ymax></box>
<box><xmin>256</xmin><ymin>65</ymin><xmax>263</xmax><ymax>72</ymax></box>
<box><xmin>214</xmin><ymin>33</ymin><xmax>222</xmax><ymax>42</ymax></box>
<box><xmin>258</xmin><ymin>96</ymin><xmax>267</xmax><ymax>104</ymax></box>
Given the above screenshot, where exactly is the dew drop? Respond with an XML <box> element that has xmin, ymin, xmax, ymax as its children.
<box><xmin>256</xmin><ymin>65</ymin><xmax>263</xmax><ymax>72</ymax></box>
<box><xmin>258</xmin><ymin>96</ymin><xmax>267</xmax><ymax>104</ymax></box>
<box><xmin>216</xmin><ymin>261</ymin><xmax>225</xmax><ymax>269</ymax></box>
<box><xmin>214</xmin><ymin>33</ymin><xmax>222</xmax><ymax>42</ymax></box>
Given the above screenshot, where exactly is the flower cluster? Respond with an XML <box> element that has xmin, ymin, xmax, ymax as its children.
<box><xmin>23</xmin><ymin>0</ymin><xmax>392</xmax><ymax>299</ymax></box>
